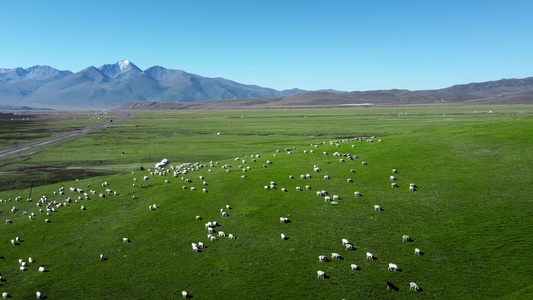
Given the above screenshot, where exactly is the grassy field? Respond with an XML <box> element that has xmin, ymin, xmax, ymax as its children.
<box><xmin>0</xmin><ymin>105</ymin><xmax>532</xmax><ymax>299</ymax></box>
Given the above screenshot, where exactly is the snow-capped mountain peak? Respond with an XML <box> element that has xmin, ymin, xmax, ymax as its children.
<box><xmin>118</xmin><ymin>60</ymin><xmax>130</xmax><ymax>70</ymax></box>
<box><xmin>98</xmin><ymin>60</ymin><xmax>142</xmax><ymax>80</ymax></box>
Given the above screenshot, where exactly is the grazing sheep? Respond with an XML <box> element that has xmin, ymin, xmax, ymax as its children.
<box><xmin>11</xmin><ymin>239</ymin><xmax>15</xmax><ymax>245</ymax></box>
<box><xmin>347</xmin><ymin>178</ymin><xmax>353</xmax><ymax>183</ymax></box>
<box><xmin>2</xmin><ymin>292</ymin><xmax>9</xmax><ymax>299</ymax></box>
<box><xmin>226</xmin><ymin>205</ymin><xmax>231</xmax><ymax>209</ymax></box>
<box><xmin>38</xmin><ymin>266</ymin><xmax>45</xmax><ymax>272</ymax></box>
<box><xmin>281</xmin><ymin>233</ymin><xmax>286</xmax><ymax>240</ymax></box>
<box><xmin>342</xmin><ymin>238</ymin><xmax>350</xmax><ymax>246</ymax></box>
<box><xmin>29</xmin><ymin>257</ymin><xmax>33</xmax><ymax>263</ymax></box>
<box><xmin>351</xmin><ymin>264</ymin><xmax>358</xmax><ymax>271</ymax></box>
<box><xmin>281</xmin><ymin>188</ymin><xmax>287</xmax><ymax>192</ymax></box>
<box><xmin>331</xmin><ymin>253</ymin><xmax>341</xmax><ymax>260</ymax></box>
<box><xmin>391</xmin><ymin>183</ymin><xmax>398</xmax><ymax>188</ymax></box>
<box><xmin>361</xmin><ymin>161</ymin><xmax>367</xmax><ymax>165</ymax></box>
<box><xmin>415</xmin><ymin>248</ymin><xmax>421</xmax><ymax>255</ymax></box>
<box><xmin>305</xmin><ymin>185</ymin><xmax>311</xmax><ymax>190</ymax></box>
<box><xmin>332</xmin><ymin>195</ymin><xmax>340</xmax><ymax>200</ymax></box>
<box><xmin>403</xmin><ymin>235</ymin><xmax>412</xmax><ymax>242</ymax></box>
<box><xmin>318</xmin><ymin>255</ymin><xmax>327</xmax><ymax>263</ymax></box>
<box><xmin>182</xmin><ymin>290</ymin><xmax>188</xmax><ymax>298</ymax></box>
<box><xmin>317</xmin><ymin>270</ymin><xmax>325</xmax><ymax>279</ymax></box>
<box><xmin>208</xmin><ymin>227</ymin><xmax>215</xmax><ymax>233</ymax></box>
<box><xmin>123</xmin><ymin>237</ymin><xmax>130</xmax><ymax>243</ymax></box>
<box><xmin>354</xmin><ymin>191</ymin><xmax>362</xmax><ymax>197</ymax></box>
<box><xmin>366</xmin><ymin>252</ymin><xmax>374</xmax><ymax>260</ymax></box>
<box><xmin>392</xmin><ymin>169</ymin><xmax>398</xmax><ymax>173</ymax></box>
<box><xmin>388</xmin><ymin>263</ymin><xmax>399</xmax><ymax>271</ymax></box>
<box><xmin>345</xmin><ymin>243</ymin><xmax>354</xmax><ymax>250</ymax></box>
<box><xmin>324</xmin><ymin>196</ymin><xmax>331</xmax><ymax>202</ymax></box>
<box><xmin>209</xmin><ymin>235</ymin><xmax>217</xmax><ymax>241</ymax></box>
<box><xmin>45</xmin><ymin>219</ymin><xmax>51</xmax><ymax>223</ymax></box>
<box><xmin>100</xmin><ymin>254</ymin><xmax>105</xmax><ymax>261</ymax></box>
<box><xmin>296</xmin><ymin>186</ymin><xmax>302</xmax><ymax>191</ymax></box>
<box><xmin>280</xmin><ymin>217</ymin><xmax>289</xmax><ymax>223</ymax></box>
<box><xmin>221</xmin><ymin>211</ymin><xmax>228</xmax><ymax>217</ymax></box>
<box><xmin>374</xmin><ymin>205</ymin><xmax>381</xmax><ymax>211</ymax></box>
<box><xmin>323</xmin><ymin>175</ymin><xmax>330</xmax><ymax>180</ymax></box>
<box><xmin>196</xmin><ymin>216</ymin><xmax>202</xmax><ymax>220</ymax></box>
<box><xmin>36</xmin><ymin>291</ymin><xmax>42</xmax><ymax>299</ymax></box>
<box><xmin>410</xmin><ymin>282</ymin><xmax>420</xmax><ymax>291</ymax></box>
<box><xmin>390</xmin><ymin>176</ymin><xmax>396</xmax><ymax>181</ymax></box>
<box><xmin>81</xmin><ymin>205</ymin><xmax>86</xmax><ymax>210</ymax></box>
<box><xmin>218</xmin><ymin>231</ymin><xmax>226</xmax><ymax>237</ymax></box>
<box><xmin>198</xmin><ymin>242</ymin><xmax>204</xmax><ymax>248</ymax></box>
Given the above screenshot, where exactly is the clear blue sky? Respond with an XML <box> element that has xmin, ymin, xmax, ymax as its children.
<box><xmin>1</xmin><ymin>0</ymin><xmax>532</xmax><ymax>91</ymax></box>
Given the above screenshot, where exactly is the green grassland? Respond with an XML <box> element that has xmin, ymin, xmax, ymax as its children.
<box><xmin>0</xmin><ymin>105</ymin><xmax>532</xmax><ymax>299</ymax></box>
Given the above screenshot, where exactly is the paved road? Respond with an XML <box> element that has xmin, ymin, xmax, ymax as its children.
<box><xmin>0</xmin><ymin>110</ymin><xmax>131</xmax><ymax>158</ymax></box>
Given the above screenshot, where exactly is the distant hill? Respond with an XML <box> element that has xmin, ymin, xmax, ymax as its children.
<box><xmin>1</xmin><ymin>60</ymin><xmax>532</xmax><ymax>110</ymax></box>
<box><xmin>0</xmin><ymin>60</ymin><xmax>305</xmax><ymax>110</ymax></box>
<box><xmin>119</xmin><ymin>78</ymin><xmax>533</xmax><ymax>110</ymax></box>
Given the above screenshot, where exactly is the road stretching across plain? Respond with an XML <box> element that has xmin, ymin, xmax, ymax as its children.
<box><xmin>0</xmin><ymin>110</ymin><xmax>131</xmax><ymax>158</ymax></box>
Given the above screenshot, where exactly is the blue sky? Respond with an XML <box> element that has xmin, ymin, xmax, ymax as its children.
<box><xmin>1</xmin><ymin>0</ymin><xmax>532</xmax><ymax>91</ymax></box>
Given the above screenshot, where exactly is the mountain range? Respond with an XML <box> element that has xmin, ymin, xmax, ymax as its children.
<box><xmin>1</xmin><ymin>60</ymin><xmax>532</xmax><ymax>110</ymax></box>
<box><xmin>0</xmin><ymin>60</ymin><xmax>306</xmax><ymax>110</ymax></box>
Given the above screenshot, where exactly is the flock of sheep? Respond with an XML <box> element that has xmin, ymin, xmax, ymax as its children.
<box><xmin>1</xmin><ymin>135</ymin><xmax>424</xmax><ymax>298</ymax></box>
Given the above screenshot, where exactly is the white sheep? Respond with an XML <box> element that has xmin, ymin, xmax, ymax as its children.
<box><xmin>410</xmin><ymin>282</ymin><xmax>420</xmax><ymax>291</ymax></box>
<box><xmin>218</xmin><ymin>231</ymin><xmax>226</xmax><ymax>237</ymax></box>
<box><xmin>29</xmin><ymin>257</ymin><xmax>33</xmax><ymax>263</ymax></box>
<box><xmin>342</xmin><ymin>238</ymin><xmax>350</xmax><ymax>246</ymax></box>
<box><xmin>323</xmin><ymin>175</ymin><xmax>330</xmax><ymax>180</ymax></box>
<box><xmin>281</xmin><ymin>233</ymin><xmax>286</xmax><ymax>240</ymax></box>
<box><xmin>403</xmin><ymin>235</ymin><xmax>411</xmax><ymax>242</ymax></box>
<box><xmin>366</xmin><ymin>252</ymin><xmax>374</xmax><ymax>260</ymax></box>
<box><xmin>296</xmin><ymin>186</ymin><xmax>302</xmax><ymax>191</ymax></box>
<box><xmin>391</xmin><ymin>183</ymin><xmax>398</xmax><ymax>188</ymax></box>
<box><xmin>331</xmin><ymin>253</ymin><xmax>341</xmax><ymax>260</ymax></box>
<box><xmin>388</xmin><ymin>263</ymin><xmax>399</xmax><ymax>271</ymax></box>
<box><xmin>228</xmin><ymin>234</ymin><xmax>236</xmax><ymax>239</ymax></box>
<box><xmin>415</xmin><ymin>248</ymin><xmax>421</xmax><ymax>255</ymax></box>
<box><xmin>11</xmin><ymin>239</ymin><xmax>15</xmax><ymax>245</ymax></box>
<box><xmin>347</xmin><ymin>178</ymin><xmax>353</xmax><ymax>183</ymax></box>
<box><xmin>182</xmin><ymin>290</ymin><xmax>188</xmax><ymax>298</ymax></box>
<box><xmin>351</xmin><ymin>264</ymin><xmax>358</xmax><ymax>271</ymax></box>
<box><xmin>20</xmin><ymin>265</ymin><xmax>26</xmax><ymax>271</ymax></box>
<box><xmin>317</xmin><ymin>270</ymin><xmax>325</xmax><ymax>279</ymax></box>
<box><xmin>198</xmin><ymin>242</ymin><xmax>204</xmax><ymax>248</ymax></box>
<box><xmin>38</xmin><ymin>266</ymin><xmax>45</xmax><ymax>272</ymax></box>
<box><xmin>36</xmin><ymin>291</ymin><xmax>42</xmax><ymax>299</ymax></box>
<box><xmin>374</xmin><ymin>205</ymin><xmax>381</xmax><ymax>211</ymax></box>
<box><xmin>100</xmin><ymin>254</ymin><xmax>105</xmax><ymax>261</ymax></box>
<box><xmin>280</xmin><ymin>217</ymin><xmax>289</xmax><ymax>223</ymax></box>
<box><xmin>2</xmin><ymin>292</ymin><xmax>9</xmax><ymax>299</ymax></box>
<box><xmin>123</xmin><ymin>237</ymin><xmax>130</xmax><ymax>243</ymax></box>
<box><xmin>318</xmin><ymin>255</ymin><xmax>327</xmax><ymax>263</ymax></box>
<box><xmin>345</xmin><ymin>244</ymin><xmax>354</xmax><ymax>250</ymax></box>
<box><xmin>390</xmin><ymin>176</ymin><xmax>396</xmax><ymax>181</ymax></box>
<box><xmin>354</xmin><ymin>191</ymin><xmax>362</xmax><ymax>197</ymax></box>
